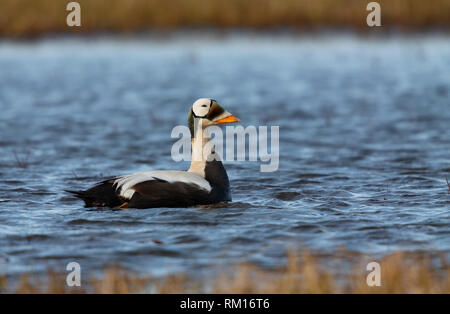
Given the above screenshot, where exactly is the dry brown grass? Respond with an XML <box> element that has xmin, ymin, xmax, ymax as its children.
<box><xmin>0</xmin><ymin>0</ymin><xmax>449</xmax><ymax>38</ymax></box>
<box><xmin>1</xmin><ymin>249</ymin><xmax>449</xmax><ymax>293</ymax></box>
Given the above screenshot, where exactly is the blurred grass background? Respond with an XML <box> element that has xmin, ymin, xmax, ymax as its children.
<box><xmin>0</xmin><ymin>0</ymin><xmax>449</xmax><ymax>38</ymax></box>
<box><xmin>2</xmin><ymin>249</ymin><xmax>449</xmax><ymax>293</ymax></box>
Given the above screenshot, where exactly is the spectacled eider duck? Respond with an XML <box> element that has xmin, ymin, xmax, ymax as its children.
<box><xmin>67</xmin><ymin>98</ymin><xmax>239</xmax><ymax>209</ymax></box>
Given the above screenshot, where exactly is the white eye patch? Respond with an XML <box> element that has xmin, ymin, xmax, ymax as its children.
<box><xmin>192</xmin><ymin>98</ymin><xmax>212</xmax><ymax>117</ymax></box>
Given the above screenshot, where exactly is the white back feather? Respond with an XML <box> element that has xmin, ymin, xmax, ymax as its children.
<box><xmin>114</xmin><ymin>170</ymin><xmax>212</xmax><ymax>199</ymax></box>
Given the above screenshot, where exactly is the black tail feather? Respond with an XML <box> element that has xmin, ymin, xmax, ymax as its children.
<box><xmin>65</xmin><ymin>180</ymin><xmax>123</xmax><ymax>208</ymax></box>
<box><xmin>65</xmin><ymin>189</ymin><xmax>85</xmax><ymax>197</ymax></box>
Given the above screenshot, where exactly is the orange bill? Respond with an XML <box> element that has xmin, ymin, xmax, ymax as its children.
<box><xmin>216</xmin><ymin>115</ymin><xmax>240</xmax><ymax>124</ymax></box>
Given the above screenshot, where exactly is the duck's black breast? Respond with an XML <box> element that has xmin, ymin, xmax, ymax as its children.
<box><xmin>204</xmin><ymin>159</ymin><xmax>231</xmax><ymax>202</ymax></box>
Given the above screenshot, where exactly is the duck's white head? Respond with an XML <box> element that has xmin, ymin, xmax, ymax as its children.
<box><xmin>188</xmin><ymin>98</ymin><xmax>239</xmax><ymax>137</ymax></box>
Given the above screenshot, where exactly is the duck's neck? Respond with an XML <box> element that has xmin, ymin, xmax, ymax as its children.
<box><xmin>188</xmin><ymin>129</ymin><xmax>217</xmax><ymax>177</ymax></box>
